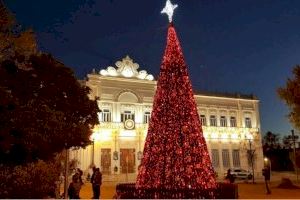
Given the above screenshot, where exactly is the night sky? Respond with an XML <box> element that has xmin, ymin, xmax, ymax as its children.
<box><xmin>5</xmin><ymin>0</ymin><xmax>300</xmax><ymax>135</ymax></box>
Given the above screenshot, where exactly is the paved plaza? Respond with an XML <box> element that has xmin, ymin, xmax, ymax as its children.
<box><xmin>76</xmin><ymin>172</ymin><xmax>300</xmax><ymax>199</ymax></box>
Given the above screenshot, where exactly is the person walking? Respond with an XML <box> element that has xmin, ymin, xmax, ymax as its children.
<box><xmin>262</xmin><ymin>166</ymin><xmax>271</xmax><ymax>194</ymax></box>
<box><xmin>91</xmin><ymin>167</ymin><xmax>96</xmax><ymax>198</ymax></box>
<box><xmin>91</xmin><ymin>167</ymin><xmax>102</xmax><ymax>199</ymax></box>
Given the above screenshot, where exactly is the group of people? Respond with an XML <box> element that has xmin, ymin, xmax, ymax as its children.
<box><xmin>68</xmin><ymin>167</ymin><xmax>102</xmax><ymax>199</ymax></box>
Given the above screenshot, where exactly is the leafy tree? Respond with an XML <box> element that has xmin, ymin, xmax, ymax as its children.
<box><xmin>278</xmin><ymin>65</ymin><xmax>300</xmax><ymax>129</ymax></box>
<box><xmin>0</xmin><ymin>1</ymin><xmax>99</xmax><ymax>165</ymax></box>
<box><xmin>0</xmin><ymin>1</ymin><xmax>37</xmax><ymax>62</ymax></box>
<box><xmin>263</xmin><ymin>131</ymin><xmax>281</xmax><ymax>156</ymax></box>
<box><xmin>0</xmin><ymin>158</ymin><xmax>61</xmax><ymax>198</ymax></box>
<box><xmin>262</xmin><ymin>131</ymin><xmax>297</xmax><ymax>171</ymax></box>
<box><xmin>263</xmin><ymin>131</ymin><xmax>281</xmax><ymax>147</ymax></box>
<box><xmin>282</xmin><ymin>134</ymin><xmax>299</xmax><ymax>149</ymax></box>
<box><xmin>0</xmin><ymin>2</ymin><xmax>99</xmax><ymax>198</ymax></box>
<box><xmin>0</xmin><ymin>54</ymin><xmax>99</xmax><ymax>165</ymax></box>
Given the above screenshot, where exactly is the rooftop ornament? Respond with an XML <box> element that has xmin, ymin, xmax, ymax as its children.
<box><xmin>99</xmin><ymin>55</ymin><xmax>154</xmax><ymax>81</ymax></box>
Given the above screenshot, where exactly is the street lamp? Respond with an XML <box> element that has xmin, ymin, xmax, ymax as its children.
<box><xmin>91</xmin><ymin>139</ymin><xmax>95</xmax><ymax>167</ymax></box>
<box><xmin>245</xmin><ymin>133</ymin><xmax>255</xmax><ymax>184</ymax></box>
<box><xmin>63</xmin><ymin>144</ymin><xmax>69</xmax><ymax>199</ymax></box>
<box><xmin>90</xmin><ymin>128</ymin><xmax>101</xmax><ymax>168</ymax></box>
<box><xmin>264</xmin><ymin>157</ymin><xmax>271</xmax><ymax>173</ymax></box>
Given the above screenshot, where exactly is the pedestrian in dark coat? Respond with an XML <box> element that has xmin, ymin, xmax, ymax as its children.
<box><xmin>91</xmin><ymin>168</ymin><xmax>102</xmax><ymax>199</ymax></box>
<box><xmin>225</xmin><ymin>169</ymin><xmax>235</xmax><ymax>183</ymax></box>
<box><xmin>68</xmin><ymin>174</ymin><xmax>82</xmax><ymax>199</ymax></box>
<box><xmin>262</xmin><ymin>166</ymin><xmax>271</xmax><ymax>194</ymax></box>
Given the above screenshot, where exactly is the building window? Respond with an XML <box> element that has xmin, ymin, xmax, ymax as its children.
<box><xmin>245</xmin><ymin>117</ymin><xmax>252</xmax><ymax>128</ymax></box>
<box><xmin>220</xmin><ymin>116</ymin><xmax>227</xmax><ymax>127</ymax></box>
<box><xmin>200</xmin><ymin>115</ymin><xmax>207</xmax><ymax>126</ymax></box>
<box><xmin>121</xmin><ymin>111</ymin><xmax>135</xmax><ymax>122</ymax></box>
<box><xmin>144</xmin><ymin>111</ymin><xmax>151</xmax><ymax>124</ymax></box>
<box><xmin>230</xmin><ymin>117</ymin><xmax>237</xmax><ymax>127</ymax></box>
<box><xmin>222</xmin><ymin>149</ymin><xmax>230</xmax><ymax>168</ymax></box>
<box><xmin>211</xmin><ymin>149</ymin><xmax>219</xmax><ymax>168</ymax></box>
<box><xmin>101</xmin><ymin>109</ymin><xmax>111</xmax><ymax>122</ymax></box>
<box><xmin>210</xmin><ymin>115</ymin><xmax>217</xmax><ymax>126</ymax></box>
<box><xmin>232</xmin><ymin>149</ymin><xmax>241</xmax><ymax>168</ymax></box>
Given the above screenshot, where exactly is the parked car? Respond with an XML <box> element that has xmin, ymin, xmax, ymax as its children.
<box><xmin>224</xmin><ymin>168</ymin><xmax>253</xmax><ymax>180</ymax></box>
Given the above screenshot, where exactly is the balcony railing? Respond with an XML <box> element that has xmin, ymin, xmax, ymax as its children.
<box><xmin>99</xmin><ymin>122</ymin><xmax>258</xmax><ymax>132</ymax></box>
<box><xmin>99</xmin><ymin>122</ymin><xmax>148</xmax><ymax>130</ymax></box>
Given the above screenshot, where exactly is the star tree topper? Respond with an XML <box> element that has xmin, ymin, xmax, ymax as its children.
<box><xmin>161</xmin><ymin>0</ymin><xmax>178</xmax><ymax>23</ymax></box>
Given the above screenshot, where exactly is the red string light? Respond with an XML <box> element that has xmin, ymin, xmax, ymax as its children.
<box><xmin>136</xmin><ymin>23</ymin><xmax>217</xmax><ymax>191</ymax></box>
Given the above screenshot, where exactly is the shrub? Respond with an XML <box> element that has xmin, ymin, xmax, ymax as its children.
<box><xmin>0</xmin><ymin>159</ymin><xmax>61</xmax><ymax>198</ymax></box>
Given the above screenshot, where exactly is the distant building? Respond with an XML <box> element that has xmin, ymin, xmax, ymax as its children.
<box><xmin>70</xmin><ymin>56</ymin><xmax>264</xmax><ymax>180</ymax></box>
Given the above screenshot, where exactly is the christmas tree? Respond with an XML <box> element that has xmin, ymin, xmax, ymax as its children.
<box><xmin>136</xmin><ymin>1</ymin><xmax>217</xmax><ymax>191</ymax></box>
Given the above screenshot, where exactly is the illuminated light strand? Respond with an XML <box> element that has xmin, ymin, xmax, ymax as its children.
<box><xmin>135</xmin><ymin>23</ymin><xmax>217</xmax><ymax>193</ymax></box>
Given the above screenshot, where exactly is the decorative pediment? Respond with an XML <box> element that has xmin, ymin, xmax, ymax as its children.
<box><xmin>99</xmin><ymin>55</ymin><xmax>154</xmax><ymax>81</ymax></box>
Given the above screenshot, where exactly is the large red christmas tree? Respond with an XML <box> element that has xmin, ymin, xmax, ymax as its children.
<box><xmin>135</xmin><ymin>23</ymin><xmax>217</xmax><ymax>190</ymax></box>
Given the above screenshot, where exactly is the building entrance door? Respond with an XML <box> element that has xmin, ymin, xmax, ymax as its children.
<box><xmin>120</xmin><ymin>148</ymin><xmax>135</xmax><ymax>173</ymax></box>
<box><xmin>101</xmin><ymin>148</ymin><xmax>111</xmax><ymax>175</ymax></box>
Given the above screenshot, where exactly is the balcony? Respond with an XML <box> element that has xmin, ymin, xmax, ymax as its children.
<box><xmin>99</xmin><ymin>122</ymin><xmax>149</xmax><ymax>130</ymax></box>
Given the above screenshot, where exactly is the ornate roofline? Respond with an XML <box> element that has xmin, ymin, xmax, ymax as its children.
<box><xmin>99</xmin><ymin>55</ymin><xmax>154</xmax><ymax>81</ymax></box>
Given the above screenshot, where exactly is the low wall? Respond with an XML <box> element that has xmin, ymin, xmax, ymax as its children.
<box><xmin>115</xmin><ymin>182</ymin><xmax>238</xmax><ymax>199</ymax></box>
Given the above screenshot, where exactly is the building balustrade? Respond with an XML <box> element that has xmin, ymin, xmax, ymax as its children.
<box><xmin>98</xmin><ymin>122</ymin><xmax>149</xmax><ymax>130</ymax></box>
<box><xmin>95</xmin><ymin>122</ymin><xmax>259</xmax><ymax>142</ymax></box>
<box><xmin>98</xmin><ymin>122</ymin><xmax>258</xmax><ymax>132</ymax></box>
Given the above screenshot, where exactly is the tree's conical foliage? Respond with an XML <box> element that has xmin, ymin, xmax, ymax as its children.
<box><xmin>136</xmin><ymin>24</ymin><xmax>217</xmax><ymax>190</ymax></box>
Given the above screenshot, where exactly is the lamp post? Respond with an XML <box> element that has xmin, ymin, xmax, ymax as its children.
<box><xmin>245</xmin><ymin>133</ymin><xmax>255</xmax><ymax>184</ymax></box>
<box><xmin>63</xmin><ymin>145</ymin><xmax>69</xmax><ymax>199</ymax></box>
<box><xmin>90</xmin><ymin>129</ymin><xmax>100</xmax><ymax>168</ymax></box>
<box><xmin>91</xmin><ymin>139</ymin><xmax>95</xmax><ymax>167</ymax></box>
<box><xmin>264</xmin><ymin>157</ymin><xmax>271</xmax><ymax>173</ymax></box>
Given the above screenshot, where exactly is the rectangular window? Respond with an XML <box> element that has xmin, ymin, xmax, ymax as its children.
<box><xmin>144</xmin><ymin>111</ymin><xmax>151</xmax><ymax>124</ymax></box>
<box><xmin>222</xmin><ymin>149</ymin><xmax>230</xmax><ymax>168</ymax></box>
<box><xmin>200</xmin><ymin>115</ymin><xmax>207</xmax><ymax>126</ymax></box>
<box><xmin>101</xmin><ymin>109</ymin><xmax>111</xmax><ymax>122</ymax></box>
<box><xmin>245</xmin><ymin>117</ymin><xmax>252</xmax><ymax>128</ymax></box>
<box><xmin>121</xmin><ymin>111</ymin><xmax>135</xmax><ymax>122</ymax></box>
<box><xmin>210</xmin><ymin>115</ymin><xmax>217</xmax><ymax>127</ymax></box>
<box><xmin>232</xmin><ymin>149</ymin><xmax>241</xmax><ymax>168</ymax></box>
<box><xmin>211</xmin><ymin>149</ymin><xmax>219</xmax><ymax>168</ymax></box>
<box><xmin>220</xmin><ymin>116</ymin><xmax>227</xmax><ymax>127</ymax></box>
<box><xmin>230</xmin><ymin>117</ymin><xmax>237</xmax><ymax>127</ymax></box>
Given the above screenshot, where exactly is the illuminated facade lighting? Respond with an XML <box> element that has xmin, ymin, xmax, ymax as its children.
<box><xmin>69</xmin><ymin>56</ymin><xmax>264</xmax><ymax>180</ymax></box>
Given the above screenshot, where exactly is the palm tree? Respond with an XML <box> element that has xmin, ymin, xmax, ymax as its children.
<box><xmin>263</xmin><ymin>131</ymin><xmax>281</xmax><ymax>148</ymax></box>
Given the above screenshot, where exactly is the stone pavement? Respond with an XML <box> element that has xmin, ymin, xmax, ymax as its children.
<box><xmin>79</xmin><ymin>182</ymin><xmax>116</xmax><ymax>199</ymax></box>
<box><xmin>77</xmin><ymin>171</ymin><xmax>300</xmax><ymax>199</ymax></box>
<box><xmin>79</xmin><ymin>181</ymin><xmax>300</xmax><ymax>199</ymax></box>
<box><xmin>238</xmin><ymin>182</ymin><xmax>300</xmax><ymax>199</ymax></box>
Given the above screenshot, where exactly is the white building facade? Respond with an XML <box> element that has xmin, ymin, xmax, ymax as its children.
<box><xmin>71</xmin><ymin>56</ymin><xmax>264</xmax><ymax>180</ymax></box>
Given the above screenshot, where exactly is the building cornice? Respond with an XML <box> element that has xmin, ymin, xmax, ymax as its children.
<box><xmin>88</xmin><ymin>73</ymin><xmax>157</xmax><ymax>85</ymax></box>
